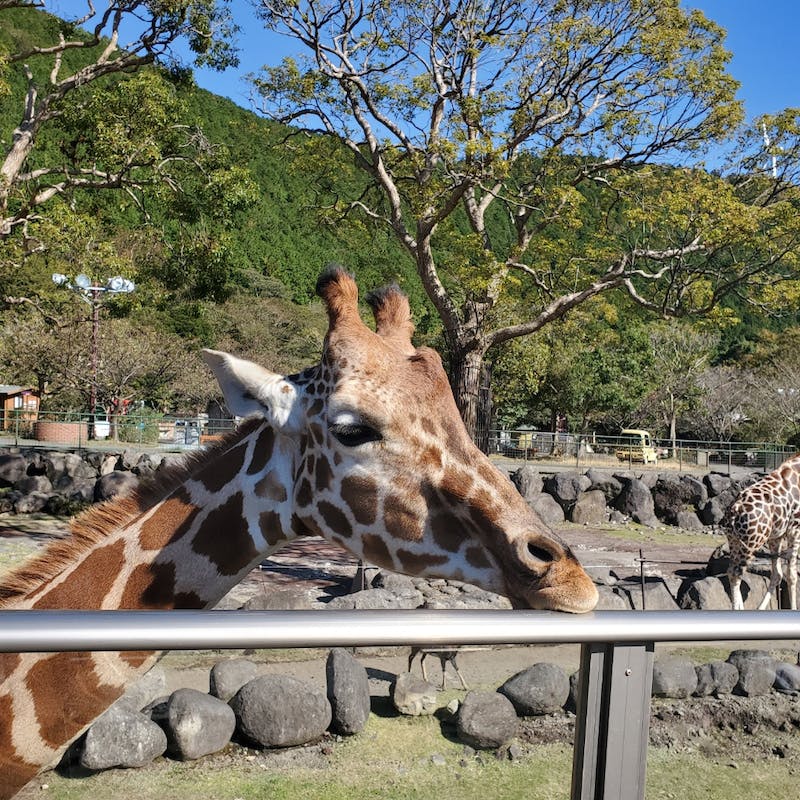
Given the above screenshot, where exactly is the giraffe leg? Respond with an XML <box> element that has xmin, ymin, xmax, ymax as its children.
<box><xmin>759</xmin><ymin>554</ymin><xmax>783</xmax><ymax>610</ymax></box>
<box><xmin>451</xmin><ymin>654</ymin><xmax>469</xmax><ymax>691</ymax></box>
<box><xmin>420</xmin><ymin>653</ymin><xmax>430</xmax><ymax>684</ymax></box>
<box><xmin>787</xmin><ymin>538</ymin><xmax>798</xmax><ymax>611</ymax></box>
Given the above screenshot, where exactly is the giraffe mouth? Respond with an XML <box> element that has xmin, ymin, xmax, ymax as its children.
<box><xmin>512</xmin><ymin>583</ymin><xmax>600</xmax><ymax>613</ymax></box>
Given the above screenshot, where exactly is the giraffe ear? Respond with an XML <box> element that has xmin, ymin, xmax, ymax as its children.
<box><xmin>365</xmin><ymin>284</ymin><xmax>415</xmax><ymax>354</ymax></box>
<box><xmin>202</xmin><ymin>349</ymin><xmax>299</xmax><ymax>428</ymax></box>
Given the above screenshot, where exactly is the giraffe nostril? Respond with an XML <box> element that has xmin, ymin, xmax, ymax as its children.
<box><xmin>527</xmin><ymin>542</ymin><xmax>555</xmax><ymax>563</ymax></box>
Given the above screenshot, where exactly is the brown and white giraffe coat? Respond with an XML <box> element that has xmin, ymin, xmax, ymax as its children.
<box><xmin>0</xmin><ymin>267</ymin><xmax>597</xmax><ymax>798</ymax></box>
<box><xmin>722</xmin><ymin>453</ymin><xmax>800</xmax><ymax>610</ymax></box>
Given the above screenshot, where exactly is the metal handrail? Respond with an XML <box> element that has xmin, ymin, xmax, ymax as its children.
<box><xmin>0</xmin><ymin>608</ymin><xmax>798</xmax><ymax>653</ymax></box>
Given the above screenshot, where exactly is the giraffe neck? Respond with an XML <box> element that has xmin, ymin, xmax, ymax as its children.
<box><xmin>2</xmin><ymin>418</ymin><xmax>297</xmax><ymax>613</ymax></box>
<box><xmin>0</xmin><ymin>419</ymin><xmax>298</xmax><ymax>797</ymax></box>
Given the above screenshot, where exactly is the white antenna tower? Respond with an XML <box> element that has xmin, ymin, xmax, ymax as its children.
<box><xmin>762</xmin><ymin>121</ymin><xmax>778</xmax><ymax>179</ymax></box>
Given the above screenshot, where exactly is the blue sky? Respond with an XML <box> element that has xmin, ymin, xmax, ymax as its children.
<box><xmin>50</xmin><ymin>1</ymin><xmax>798</xmax><ymax>119</ymax></box>
<box><xmin>184</xmin><ymin>0</ymin><xmax>799</xmax><ymax>120</ymax></box>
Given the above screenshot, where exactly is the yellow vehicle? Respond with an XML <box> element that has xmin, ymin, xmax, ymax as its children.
<box><xmin>615</xmin><ymin>429</ymin><xmax>658</xmax><ymax>464</ymax></box>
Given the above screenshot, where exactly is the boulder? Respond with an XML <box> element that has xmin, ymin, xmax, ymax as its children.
<box><xmin>543</xmin><ymin>472</ymin><xmax>592</xmax><ymax>515</ymax></box>
<box><xmin>571</xmin><ymin>490</ymin><xmax>608</xmax><ymax>525</ymax></box>
<box><xmin>456</xmin><ymin>691</ymin><xmax>519</xmax><ymax>749</ymax></box>
<box><xmin>326</xmin><ymin>587</ymin><xmax>423</xmax><ymax>610</ymax></box>
<box><xmin>230</xmin><ymin>675</ymin><xmax>332</xmax><ymax>748</ymax></box>
<box><xmin>510</xmin><ymin>465</ymin><xmax>544</xmax><ymax>501</ymax></box>
<box><xmin>14</xmin><ymin>474</ymin><xmax>53</xmax><ymax>495</ymax></box>
<box><xmin>14</xmin><ymin>491</ymin><xmax>51</xmax><ymax>513</ymax></box>
<box><xmin>43</xmin><ymin>452</ymin><xmax>96</xmax><ymax>483</ymax></box>
<box><xmin>693</xmin><ymin>661</ymin><xmax>738</xmax><ymax>696</ymax></box>
<box><xmin>679</xmin><ymin>475</ymin><xmax>708</xmax><ymax>507</ymax></box>
<box><xmin>678</xmin><ymin>576</ymin><xmax>732</xmax><ymax>610</ymax></box>
<box><xmin>391</xmin><ymin>672</ymin><xmax>439</xmax><ymax>716</ymax></box>
<box><xmin>774</xmin><ymin>662</ymin><xmax>800</xmax><ymax>694</ymax></box>
<box><xmin>585</xmin><ymin>469</ymin><xmax>623</xmax><ymax>503</ymax></box>
<box><xmin>594</xmin><ymin>585</ymin><xmax>632</xmax><ymax>610</ymax></box>
<box><xmin>209</xmin><ymin>658</ymin><xmax>260</xmax><ymax>702</ymax></box>
<box><xmin>116</xmin><ymin>666</ymin><xmax>167</xmax><ymax>712</ymax></box>
<box><xmin>651</xmin><ymin>657</ymin><xmax>698</xmax><ymax>698</ymax></box>
<box><xmin>0</xmin><ymin>453</ymin><xmax>27</xmax><ymax>487</ymax></box>
<box><xmin>698</xmin><ymin>489</ymin><xmax>737</xmax><ymax>525</ymax></box>
<box><xmin>94</xmin><ymin>470</ymin><xmax>139</xmax><ymax>502</ymax></box>
<box><xmin>623</xmin><ymin>578</ymin><xmax>679</xmax><ymax>611</ymax></box>
<box><xmin>326</xmin><ymin>648</ymin><xmax>371</xmax><ymax>735</ymax></box>
<box><xmin>529</xmin><ymin>493</ymin><xmax>565</xmax><ymax>526</ymax></box>
<box><xmin>727</xmin><ymin>650</ymin><xmax>777</xmax><ymax>697</ymax></box>
<box><xmin>614</xmin><ymin>478</ymin><xmax>658</xmax><ymax>527</ymax></box>
<box><xmin>675</xmin><ymin>510</ymin><xmax>704</xmax><ymax>531</ymax></box>
<box><xmin>652</xmin><ymin>474</ymin><xmax>696</xmax><ymax>525</ymax></box>
<box><xmin>80</xmin><ymin>705</ymin><xmax>167</xmax><ymax>770</ymax></box>
<box><xmin>703</xmin><ymin>472</ymin><xmax>733</xmax><ymax>498</ymax></box>
<box><xmin>158</xmin><ymin>688</ymin><xmax>236</xmax><ymax>760</ymax></box>
<box><xmin>499</xmin><ymin>662</ymin><xmax>569</xmax><ymax>716</ymax></box>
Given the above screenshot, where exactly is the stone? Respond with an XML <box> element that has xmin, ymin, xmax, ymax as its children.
<box><xmin>675</xmin><ymin>510</ymin><xmax>704</xmax><ymax>531</ymax></box>
<box><xmin>43</xmin><ymin>452</ymin><xmax>96</xmax><ymax>483</ymax></box>
<box><xmin>209</xmin><ymin>658</ymin><xmax>260</xmax><ymax>702</ymax></box>
<box><xmin>698</xmin><ymin>489</ymin><xmax>737</xmax><ymax>526</ymax></box>
<box><xmin>529</xmin><ymin>493</ymin><xmax>565</xmax><ymax>526</ymax></box>
<box><xmin>652</xmin><ymin>474</ymin><xmax>696</xmax><ymax>525</ymax></box>
<box><xmin>94</xmin><ymin>470</ymin><xmax>139</xmax><ymax>502</ymax></box>
<box><xmin>571</xmin><ymin>490</ymin><xmax>608</xmax><ymax>525</ymax></box>
<box><xmin>158</xmin><ymin>688</ymin><xmax>236</xmax><ymax>760</ymax></box>
<box><xmin>14</xmin><ymin>491</ymin><xmax>53</xmax><ymax>513</ymax></box>
<box><xmin>0</xmin><ymin>453</ymin><xmax>27</xmax><ymax>487</ymax></box>
<box><xmin>116</xmin><ymin>666</ymin><xmax>167</xmax><ymax>712</ymax></box>
<box><xmin>727</xmin><ymin>649</ymin><xmax>777</xmax><ymax>697</ymax></box>
<box><xmin>229</xmin><ymin>675</ymin><xmax>332</xmax><ymax>748</ymax></box>
<box><xmin>678</xmin><ymin>576</ymin><xmax>732</xmax><ymax>610</ymax></box>
<box><xmin>614</xmin><ymin>478</ymin><xmax>658</xmax><ymax>527</ymax></box>
<box><xmin>326</xmin><ymin>587</ymin><xmax>423</xmax><ymax>610</ymax></box>
<box><xmin>498</xmin><ymin>662</ymin><xmax>569</xmax><ymax>716</ymax></box>
<box><xmin>326</xmin><ymin>648</ymin><xmax>371</xmax><ymax>735</ymax></box>
<box><xmin>242</xmin><ymin>587</ymin><xmax>324</xmax><ymax>611</ymax></box>
<box><xmin>693</xmin><ymin>661</ymin><xmax>738</xmax><ymax>696</ymax></box>
<box><xmin>510</xmin><ymin>465</ymin><xmax>544</xmax><ymax>501</ymax></box>
<box><xmin>543</xmin><ymin>471</ymin><xmax>592</xmax><ymax>515</ymax></box>
<box><xmin>391</xmin><ymin>672</ymin><xmax>439</xmax><ymax>716</ymax></box>
<box><xmin>594</xmin><ymin>585</ymin><xmax>632</xmax><ymax>610</ymax></box>
<box><xmin>679</xmin><ymin>475</ymin><xmax>708</xmax><ymax>507</ymax></box>
<box><xmin>774</xmin><ymin>662</ymin><xmax>800</xmax><ymax>694</ymax></box>
<box><xmin>80</xmin><ymin>705</ymin><xmax>167</xmax><ymax>770</ymax></box>
<box><xmin>456</xmin><ymin>691</ymin><xmax>519</xmax><ymax>750</ymax></box>
<box><xmin>703</xmin><ymin>472</ymin><xmax>733</xmax><ymax>498</ymax></box>
<box><xmin>622</xmin><ymin>578</ymin><xmax>678</xmax><ymax>611</ymax></box>
<box><xmin>14</xmin><ymin>474</ymin><xmax>52</xmax><ymax>495</ymax></box>
<box><xmin>372</xmin><ymin>571</ymin><xmax>418</xmax><ymax>594</ymax></box>
<box><xmin>651</xmin><ymin>657</ymin><xmax>698</xmax><ymax>698</ymax></box>
<box><xmin>585</xmin><ymin>468</ymin><xmax>623</xmax><ymax>503</ymax></box>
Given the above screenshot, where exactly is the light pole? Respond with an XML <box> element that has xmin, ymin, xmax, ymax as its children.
<box><xmin>52</xmin><ymin>273</ymin><xmax>135</xmax><ymax>437</ymax></box>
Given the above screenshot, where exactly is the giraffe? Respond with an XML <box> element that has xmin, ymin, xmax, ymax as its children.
<box><xmin>0</xmin><ymin>266</ymin><xmax>598</xmax><ymax>798</ymax></box>
<box><xmin>722</xmin><ymin>453</ymin><xmax>800</xmax><ymax>610</ymax></box>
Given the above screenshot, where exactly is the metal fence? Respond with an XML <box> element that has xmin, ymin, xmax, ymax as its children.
<box><xmin>1</xmin><ymin>412</ymin><xmax>796</xmax><ymax>476</ymax></box>
<box><xmin>1</xmin><ymin>608</ymin><xmax>799</xmax><ymax>800</ymax></box>
<box><xmin>488</xmin><ymin>428</ymin><xmax>796</xmax><ymax>474</ymax></box>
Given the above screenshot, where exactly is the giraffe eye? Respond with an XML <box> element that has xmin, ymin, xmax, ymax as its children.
<box><xmin>330</xmin><ymin>422</ymin><xmax>383</xmax><ymax>447</ymax></box>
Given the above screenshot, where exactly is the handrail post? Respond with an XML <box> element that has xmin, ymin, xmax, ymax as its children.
<box><xmin>571</xmin><ymin>640</ymin><xmax>654</xmax><ymax>800</ymax></box>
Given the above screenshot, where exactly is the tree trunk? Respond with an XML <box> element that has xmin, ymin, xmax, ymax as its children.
<box><xmin>449</xmin><ymin>347</ymin><xmax>487</xmax><ymax>447</ymax></box>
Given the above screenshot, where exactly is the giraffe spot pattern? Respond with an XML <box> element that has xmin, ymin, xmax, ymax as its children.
<box><xmin>27</xmin><ymin>652</ymin><xmax>121</xmax><ymax>749</ymax></box>
<box><xmin>247</xmin><ymin>426</ymin><xmax>275</xmax><ymax>475</ymax></box>
<box><xmin>197</xmin><ymin>442</ymin><xmax>248</xmax><ymax>494</ymax></box>
<box><xmin>361</xmin><ymin>533</ymin><xmax>392</xmax><ymax>568</ymax></box>
<box><xmin>138</xmin><ymin>487</ymin><xmax>200</xmax><ymax>550</ymax></box>
<box><xmin>431</xmin><ymin>514</ymin><xmax>464</xmax><ymax>553</ymax></box>
<box><xmin>397</xmin><ymin>548</ymin><xmax>448</xmax><ymax>573</ymax></box>
<box><xmin>315</xmin><ymin>454</ymin><xmax>333</xmax><ymax>492</ymax></box>
<box><xmin>33</xmin><ymin>539</ymin><xmax>126</xmax><ymax>610</ymax></box>
<box><xmin>466</xmin><ymin>545</ymin><xmax>492</xmax><ymax>569</ymax></box>
<box><xmin>259</xmin><ymin>510</ymin><xmax>287</xmax><ymax>546</ymax></box>
<box><xmin>341</xmin><ymin>474</ymin><xmax>379</xmax><ymax>525</ymax></box>
<box><xmin>0</xmin><ymin>654</ymin><xmax>21</xmax><ymax>683</ymax></box>
<box><xmin>318</xmin><ymin>500</ymin><xmax>353</xmax><ymax>538</ymax></box>
<box><xmin>192</xmin><ymin>493</ymin><xmax>258</xmax><ymax>576</ymax></box>
<box><xmin>384</xmin><ymin>494</ymin><xmax>422</xmax><ymax>541</ymax></box>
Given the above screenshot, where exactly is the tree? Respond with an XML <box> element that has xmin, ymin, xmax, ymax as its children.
<box><xmin>1</xmin><ymin>0</ymin><xmax>238</xmax><ymax>239</ymax></box>
<box><xmin>251</xmin><ymin>0</ymin><xmax>800</xmax><ymax>436</ymax></box>
<box><xmin>637</xmin><ymin>322</ymin><xmax>718</xmax><ymax>444</ymax></box>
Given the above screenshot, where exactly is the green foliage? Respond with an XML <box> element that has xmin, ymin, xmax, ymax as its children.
<box><xmin>117</xmin><ymin>408</ymin><xmax>162</xmax><ymax>445</ymax></box>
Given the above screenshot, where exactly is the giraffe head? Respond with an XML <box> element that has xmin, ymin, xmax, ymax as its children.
<box><xmin>203</xmin><ymin>267</ymin><xmax>598</xmax><ymax>613</ymax></box>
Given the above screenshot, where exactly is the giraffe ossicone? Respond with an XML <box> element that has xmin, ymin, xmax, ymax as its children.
<box><xmin>0</xmin><ymin>266</ymin><xmax>597</xmax><ymax>799</ymax></box>
<box><xmin>722</xmin><ymin>454</ymin><xmax>800</xmax><ymax>610</ymax></box>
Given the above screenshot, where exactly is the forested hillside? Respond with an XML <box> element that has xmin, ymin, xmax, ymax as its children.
<box><xmin>1</xmin><ymin>4</ymin><xmax>799</xmax><ymax>445</ymax></box>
